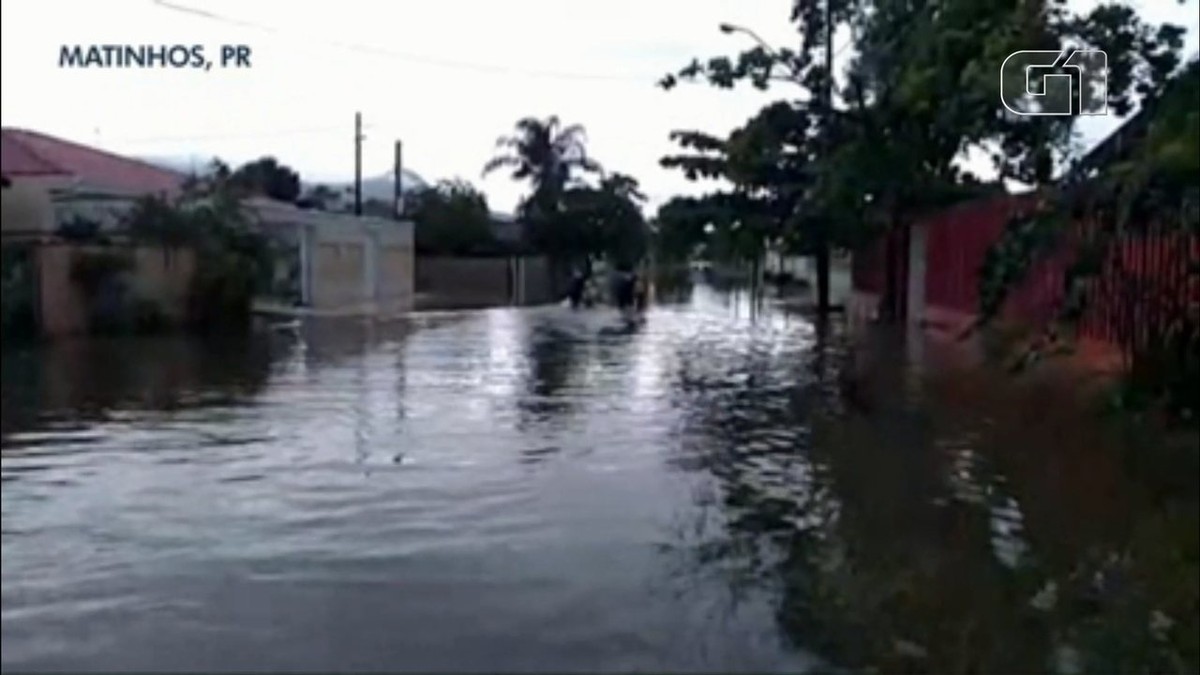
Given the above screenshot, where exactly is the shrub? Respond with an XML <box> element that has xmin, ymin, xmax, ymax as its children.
<box><xmin>69</xmin><ymin>249</ymin><xmax>135</xmax><ymax>290</ymax></box>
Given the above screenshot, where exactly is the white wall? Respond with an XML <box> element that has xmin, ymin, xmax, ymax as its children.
<box><xmin>1</xmin><ymin>181</ymin><xmax>55</xmax><ymax>236</ymax></box>
<box><xmin>252</xmin><ymin>199</ymin><xmax>414</xmax><ymax>315</ymax></box>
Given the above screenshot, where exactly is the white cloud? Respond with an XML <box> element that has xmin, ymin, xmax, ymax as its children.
<box><xmin>3</xmin><ymin>0</ymin><xmax>1196</xmax><ymax>214</ymax></box>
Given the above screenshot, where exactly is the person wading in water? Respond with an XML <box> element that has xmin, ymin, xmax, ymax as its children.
<box><xmin>612</xmin><ymin>265</ymin><xmax>647</xmax><ymax>322</ymax></box>
<box><xmin>566</xmin><ymin>267</ymin><xmax>587</xmax><ymax>309</ymax></box>
<box><xmin>612</xmin><ymin>267</ymin><xmax>634</xmax><ymax>314</ymax></box>
<box><xmin>633</xmin><ymin>268</ymin><xmax>648</xmax><ymax>313</ymax></box>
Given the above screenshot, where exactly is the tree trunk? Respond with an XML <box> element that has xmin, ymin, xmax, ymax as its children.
<box><xmin>815</xmin><ymin>229</ymin><xmax>832</xmax><ymax>315</ymax></box>
<box><xmin>879</xmin><ymin>212</ymin><xmax>903</xmax><ymax>322</ymax></box>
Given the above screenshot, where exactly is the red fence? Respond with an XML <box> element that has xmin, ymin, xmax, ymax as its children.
<box><xmin>854</xmin><ymin>192</ymin><xmax>1200</xmax><ymax>354</ymax></box>
<box><xmin>1076</xmin><ymin>227</ymin><xmax>1200</xmax><ymax>351</ymax></box>
<box><xmin>851</xmin><ymin>225</ymin><xmax>909</xmax><ymax>318</ymax></box>
<box><xmin>923</xmin><ymin>194</ymin><xmax>1038</xmax><ymax>319</ymax></box>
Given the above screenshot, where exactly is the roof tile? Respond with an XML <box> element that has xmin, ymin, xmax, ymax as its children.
<box><xmin>1</xmin><ymin>128</ymin><xmax>185</xmax><ymax>195</ymax></box>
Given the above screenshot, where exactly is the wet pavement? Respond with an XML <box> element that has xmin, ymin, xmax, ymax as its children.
<box><xmin>2</xmin><ymin>284</ymin><xmax>1196</xmax><ymax>673</ymax></box>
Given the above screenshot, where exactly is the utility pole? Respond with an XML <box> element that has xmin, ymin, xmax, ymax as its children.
<box><xmin>354</xmin><ymin>112</ymin><xmax>363</xmax><ymax>216</ymax></box>
<box><xmin>815</xmin><ymin>0</ymin><xmax>835</xmax><ymax>315</ymax></box>
<box><xmin>393</xmin><ymin>140</ymin><xmax>403</xmax><ymax>220</ymax></box>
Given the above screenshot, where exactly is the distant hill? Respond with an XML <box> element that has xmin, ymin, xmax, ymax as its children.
<box><xmin>138</xmin><ymin>155</ymin><xmax>430</xmax><ymax>198</ymax></box>
<box><xmin>317</xmin><ymin>170</ymin><xmax>430</xmax><ymax>202</ymax></box>
<box><xmin>138</xmin><ymin>154</ymin><xmax>215</xmax><ymax>175</ymax></box>
<box><xmin>138</xmin><ymin>155</ymin><xmax>515</xmax><ymax>221</ymax></box>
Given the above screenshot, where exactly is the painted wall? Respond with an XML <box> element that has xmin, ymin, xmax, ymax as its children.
<box><xmin>1</xmin><ymin>181</ymin><xmax>56</xmax><ymax>237</ymax></box>
<box><xmin>129</xmin><ymin>246</ymin><xmax>196</xmax><ymax>322</ymax></box>
<box><xmin>34</xmin><ymin>243</ymin><xmax>196</xmax><ymax>337</ymax></box>
<box><xmin>414</xmin><ymin>255</ymin><xmax>557</xmax><ymax>309</ymax></box>
<box><xmin>250</xmin><ymin>199</ymin><xmax>415</xmax><ymax>316</ymax></box>
<box><xmin>416</xmin><ymin>256</ymin><xmax>512</xmax><ymax>309</ymax></box>
<box><xmin>378</xmin><ymin>242</ymin><xmax>414</xmax><ymax>314</ymax></box>
<box><xmin>2</xmin><ymin>178</ymin><xmax>154</xmax><ymax>238</ymax></box>
<box><xmin>311</xmin><ymin>240</ymin><xmax>366</xmax><ymax>309</ymax></box>
<box><xmin>519</xmin><ymin>256</ymin><xmax>557</xmax><ymax>305</ymax></box>
<box><xmin>852</xmin><ymin>192</ymin><xmax>1199</xmax><ymax>358</ymax></box>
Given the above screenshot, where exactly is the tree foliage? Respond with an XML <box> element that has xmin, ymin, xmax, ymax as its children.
<box><xmin>658</xmin><ymin>0</ymin><xmax>1188</xmax><ymax>319</ymax></box>
<box><xmin>483</xmin><ymin>115</ymin><xmax>602</xmax><ymax>221</ymax></box>
<box><xmin>654</xmin><ymin>192</ymin><xmax>775</xmax><ymax>265</ymax></box>
<box><xmin>231</xmin><ymin>157</ymin><xmax>302</xmax><ymax>202</ymax></box>
<box><xmin>182</xmin><ymin>157</ymin><xmax>302</xmax><ymax>205</ymax></box>
<box><xmin>550</xmin><ymin>172</ymin><xmax>650</xmax><ymax>267</ymax></box>
<box><xmin>297</xmin><ymin>184</ymin><xmax>340</xmax><ymax>210</ymax></box>
<box><xmin>410</xmin><ymin>179</ymin><xmax>498</xmax><ymax>256</ymax></box>
<box><xmin>977</xmin><ymin>57</ymin><xmax>1199</xmax><ymax>420</ymax></box>
<box><xmin>127</xmin><ymin>163</ymin><xmax>276</xmax><ymax>330</ymax></box>
<box><xmin>483</xmin><ymin>116</ymin><xmax>651</xmax><ymax>266</ymax></box>
<box><xmin>659</xmin><ymin>0</ymin><xmax>1188</xmax><ymax>289</ymax></box>
<box><xmin>654</xmin><ymin>196</ymin><xmax>717</xmax><ymax>262</ymax></box>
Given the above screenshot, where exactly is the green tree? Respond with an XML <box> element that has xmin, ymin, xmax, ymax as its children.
<box><xmin>298</xmin><ymin>184</ymin><xmax>340</xmax><ymax>210</ymax></box>
<box><xmin>653</xmin><ymin>191</ymin><xmax>773</xmax><ymax>270</ymax></box>
<box><xmin>228</xmin><ymin>157</ymin><xmax>302</xmax><ymax>203</ymax></box>
<box><xmin>978</xmin><ymin>58</ymin><xmax>1199</xmax><ymax>421</ymax></box>
<box><xmin>128</xmin><ymin>165</ymin><xmax>275</xmax><ymax>331</ymax></box>
<box><xmin>553</xmin><ymin>172</ymin><xmax>650</xmax><ymax>268</ymax></box>
<box><xmin>410</xmin><ymin>179</ymin><xmax>498</xmax><ymax>255</ymax></box>
<box><xmin>483</xmin><ymin>116</ymin><xmax>603</xmax><ymax>255</ymax></box>
<box><xmin>654</xmin><ymin>196</ymin><xmax>720</xmax><ymax>263</ymax></box>
<box><xmin>661</xmin><ymin>105</ymin><xmax>820</xmax><ymax>283</ymax></box>
<box><xmin>661</xmin><ymin>0</ymin><xmax>1186</xmax><ymax>317</ymax></box>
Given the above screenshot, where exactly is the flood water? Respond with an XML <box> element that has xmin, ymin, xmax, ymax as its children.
<box><xmin>3</xmin><ymin>284</ymin><xmax>1197</xmax><ymax>673</ymax></box>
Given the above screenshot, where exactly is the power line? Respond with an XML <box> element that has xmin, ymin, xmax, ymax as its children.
<box><xmin>150</xmin><ymin>0</ymin><xmax>663</xmax><ymax>84</ymax></box>
<box><xmin>106</xmin><ymin>125</ymin><xmax>373</xmax><ymax>145</ymax></box>
<box><xmin>152</xmin><ymin>0</ymin><xmax>272</xmax><ymax>31</ymax></box>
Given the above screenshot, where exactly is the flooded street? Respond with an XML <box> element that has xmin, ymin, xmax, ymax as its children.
<box><xmin>2</xmin><ymin>285</ymin><xmax>1196</xmax><ymax>673</ymax></box>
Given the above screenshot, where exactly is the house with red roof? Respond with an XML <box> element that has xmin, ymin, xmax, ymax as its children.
<box><xmin>2</xmin><ymin>128</ymin><xmax>187</xmax><ymax>240</ymax></box>
<box><xmin>1</xmin><ymin>128</ymin><xmax>185</xmax><ymax>195</ymax></box>
<box><xmin>2</xmin><ymin>128</ymin><xmax>416</xmax><ymax>333</ymax></box>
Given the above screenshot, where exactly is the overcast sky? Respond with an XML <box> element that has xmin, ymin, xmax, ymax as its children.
<box><xmin>3</xmin><ymin>0</ymin><xmax>1197</xmax><ymax>215</ymax></box>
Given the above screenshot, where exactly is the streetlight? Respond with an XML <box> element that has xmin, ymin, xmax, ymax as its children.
<box><xmin>717</xmin><ymin>22</ymin><xmax>801</xmax><ymax>82</ymax></box>
<box><xmin>718</xmin><ymin>23</ymin><xmax>776</xmax><ymax>56</ymax></box>
<box><xmin>717</xmin><ymin>16</ymin><xmax>837</xmax><ymax>315</ymax></box>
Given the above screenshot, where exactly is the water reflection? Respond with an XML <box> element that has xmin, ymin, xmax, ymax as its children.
<box><xmin>664</xmin><ymin>318</ymin><xmax>1197</xmax><ymax>674</ymax></box>
<box><xmin>518</xmin><ymin>322</ymin><xmax>586</xmax><ymax>427</ymax></box>
<box><xmin>1</xmin><ymin>334</ymin><xmax>285</xmax><ymax>442</ymax></box>
<box><xmin>1</xmin><ymin>288</ymin><xmax>1195</xmax><ymax>673</ymax></box>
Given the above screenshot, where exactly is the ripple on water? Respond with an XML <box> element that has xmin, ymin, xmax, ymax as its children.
<box><xmin>3</xmin><ymin>297</ymin><xmax>1193</xmax><ymax>673</ymax></box>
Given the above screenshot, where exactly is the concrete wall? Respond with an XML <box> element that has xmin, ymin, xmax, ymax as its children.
<box><xmin>765</xmin><ymin>251</ymin><xmax>808</xmax><ymax>278</ymax></box>
<box><xmin>1</xmin><ymin>181</ymin><xmax>56</xmax><ymax>238</ymax></box>
<box><xmin>130</xmin><ymin>246</ymin><xmax>196</xmax><ymax>322</ymax></box>
<box><xmin>311</xmin><ymin>240</ymin><xmax>366</xmax><ymax>309</ymax></box>
<box><xmin>764</xmin><ymin>253</ymin><xmax>855</xmax><ymax>306</ymax></box>
<box><xmin>519</xmin><ymin>256</ymin><xmax>557</xmax><ymax>305</ymax></box>
<box><xmin>378</xmin><ymin>242</ymin><xmax>414</xmax><ymax>314</ymax></box>
<box><xmin>52</xmin><ymin>194</ymin><xmax>139</xmax><ymax>232</ymax></box>
<box><xmin>906</xmin><ymin>221</ymin><xmax>928</xmax><ymax>330</ymax></box>
<box><xmin>250</xmin><ymin>198</ymin><xmax>414</xmax><ymax>316</ymax></box>
<box><xmin>35</xmin><ymin>245</ymin><xmax>88</xmax><ymax>337</ymax></box>
<box><xmin>2</xmin><ymin>179</ymin><xmax>152</xmax><ymax>239</ymax></box>
<box><xmin>34</xmin><ymin>243</ymin><xmax>196</xmax><ymax>337</ymax></box>
<box><xmin>416</xmin><ymin>256</ymin><xmax>511</xmax><ymax>309</ymax></box>
<box><xmin>414</xmin><ymin>255</ymin><xmax>557</xmax><ymax>310</ymax></box>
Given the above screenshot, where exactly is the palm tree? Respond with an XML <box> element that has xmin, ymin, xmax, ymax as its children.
<box><xmin>483</xmin><ymin>115</ymin><xmax>602</xmax><ymax>214</ymax></box>
<box><xmin>599</xmin><ymin>172</ymin><xmax>647</xmax><ymax>203</ymax></box>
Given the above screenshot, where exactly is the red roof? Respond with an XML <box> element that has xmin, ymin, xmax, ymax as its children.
<box><xmin>1</xmin><ymin>131</ymin><xmax>68</xmax><ymax>177</ymax></box>
<box><xmin>1</xmin><ymin>128</ymin><xmax>185</xmax><ymax>195</ymax></box>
